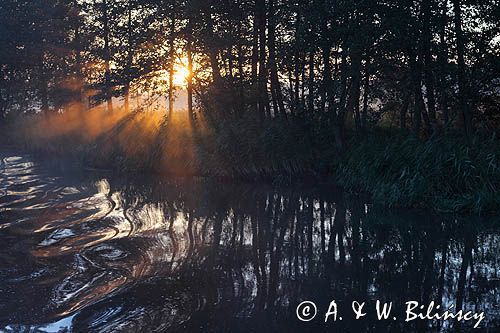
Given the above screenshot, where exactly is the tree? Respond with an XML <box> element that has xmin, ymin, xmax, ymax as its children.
<box><xmin>452</xmin><ymin>0</ymin><xmax>473</xmax><ymax>137</ymax></box>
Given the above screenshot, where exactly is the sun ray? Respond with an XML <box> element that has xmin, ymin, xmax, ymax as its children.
<box><xmin>173</xmin><ymin>57</ymin><xmax>190</xmax><ymax>87</ymax></box>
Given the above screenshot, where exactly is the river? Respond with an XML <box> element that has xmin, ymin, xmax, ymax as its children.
<box><xmin>0</xmin><ymin>153</ymin><xmax>499</xmax><ymax>332</ymax></box>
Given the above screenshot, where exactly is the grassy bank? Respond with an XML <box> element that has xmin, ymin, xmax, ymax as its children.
<box><xmin>336</xmin><ymin>133</ymin><xmax>499</xmax><ymax>213</ymax></box>
<box><xmin>2</xmin><ymin>111</ymin><xmax>499</xmax><ymax>214</ymax></box>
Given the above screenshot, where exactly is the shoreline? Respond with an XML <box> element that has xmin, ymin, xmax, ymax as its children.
<box><xmin>2</xmin><ymin>133</ymin><xmax>499</xmax><ymax>216</ymax></box>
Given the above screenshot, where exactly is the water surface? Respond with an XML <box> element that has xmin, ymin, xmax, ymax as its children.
<box><xmin>0</xmin><ymin>153</ymin><xmax>499</xmax><ymax>332</ymax></box>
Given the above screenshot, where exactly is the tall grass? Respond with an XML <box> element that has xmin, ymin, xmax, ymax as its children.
<box><xmin>5</xmin><ymin>110</ymin><xmax>499</xmax><ymax>213</ymax></box>
<box><xmin>336</xmin><ymin>132</ymin><xmax>500</xmax><ymax>213</ymax></box>
<box><xmin>194</xmin><ymin>114</ymin><xmax>324</xmax><ymax>179</ymax></box>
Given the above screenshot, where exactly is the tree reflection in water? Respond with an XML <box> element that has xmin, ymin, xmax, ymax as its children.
<box><xmin>0</xmin><ymin>155</ymin><xmax>499</xmax><ymax>332</ymax></box>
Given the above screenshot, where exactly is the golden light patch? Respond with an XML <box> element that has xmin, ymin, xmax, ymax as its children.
<box><xmin>172</xmin><ymin>58</ymin><xmax>190</xmax><ymax>87</ymax></box>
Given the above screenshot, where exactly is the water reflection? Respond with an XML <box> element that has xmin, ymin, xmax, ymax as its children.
<box><xmin>0</xmin><ymin>154</ymin><xmax>499</xmax><ymax>332</ymax></box>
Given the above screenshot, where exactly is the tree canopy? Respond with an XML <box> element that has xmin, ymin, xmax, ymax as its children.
<box><xmin>1</xmin><ymin>0</ymin><xmax>499</xmax><ymax>145</ymax></box>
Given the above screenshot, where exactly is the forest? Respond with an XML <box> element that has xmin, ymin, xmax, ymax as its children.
<box><xmin>0</xmin><ymin>0</ymin><xmax>499</xmax><ymax>213</ymax></box>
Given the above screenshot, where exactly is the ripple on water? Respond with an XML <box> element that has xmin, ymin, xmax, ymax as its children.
<box><xmin>0</xmin><ymin>153</ymin><xmax>499</xmax><ymax>332</ymax></box>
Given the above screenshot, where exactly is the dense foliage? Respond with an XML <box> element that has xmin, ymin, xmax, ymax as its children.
<box><xmin>1</xmin><ymin>0</ymin><xmax>499</xmax><ymax>135</ymax></box>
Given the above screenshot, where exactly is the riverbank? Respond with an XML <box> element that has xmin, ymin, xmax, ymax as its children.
<box><xmin>336</xmin><ymin>133</ymin><xmax>499</xmax><ymax>213</ymax></box>
<box><xmin>2</xmin><ymin>113</ymin><xmax>499</xmax><ymax>214</ymax></box>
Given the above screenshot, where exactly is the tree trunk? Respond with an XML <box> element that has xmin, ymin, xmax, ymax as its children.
<box><xmin>413</xmin><ymin>82</ymin><xmax>425</xmax><ymax>135</ymax></box>
<box><xmin>422</xmin><ymin>0</ymin><xmax>437</xmax><ymax>128</ymax></box>
<box><xmin>410</xmin><ymin>53</ymin><xmax>423</xmax><ymax>134</ymax></box>
<box><xmin>293</xmin><ymin>48</ymin><xmax>300</xmax><ymax>114</ymax></box>
<box><xmin>400</xmin><ymin>92</ymin><xmax>410</xmax><ymax>130</ymax></box>
<box><xmin>336</xmin><ymin>49</ymin><xmax>348</xmax><ymax>118</ymax></box>
<box><xmin>187</xmin><ymin>46</ymin><xmax>194</xmax><ymax>122</ymax></box>
<box><xmin>168</xmin><ymin>17</ymin><xmax>175</xmax><ymax>118</ymax></box>
<box><xmin>102</xmin><ymin>0</ymin><xmax>113</xmax><ymax>112</ymax></box>
<box><xmin>300</xmin><ymin>54</ymin><xmax>306</xmax><ymax>111</ymax></box>
<box><xmin>319</xmin><ymin>0</ymin><xmax>331</xmax><ymax>115</ymax></box>
<box><xmin>256</xmin><ymin>0</ymin><xmax>269</xmax><ymax>119</ymax></box>
<box><xmin>362</xmin><ymin>56</ymin><xmax>370</xmax><ymax>129</ymax></box>
<box><xmin>308</xmin><ymin>49</ymin><xmax>315</xmax><ymax>114</ymax></box>
<box><xmin>237</xmin><ymin>25</ymin><xmax>246</xmax><ymax>116</ymax></box>
<box><xmin>124</xmin><ymin>1</ymin><xmax>133</xmax><ymax>113</ymax></box>
<box><xmin>74</xmin><ymin>25</ymin><xmax>86</xmax><ymax>111</ymax></box>
<box><xmin>251</xmin><ymin>4</ymin><xmax>259</xmax><ymax>118</ymax></box>
<box><xmin>168</xmin><ymin>66</ymin><xmax>174</xmax><ymax>117</ymax></box>
<box><xmin>268</xmin><ymin>0</ymin><xmax>286</xmax><ymax>118</ymax></box>
<box><xmin>321</xmin><ymin>44</ymin><xmax>331</xmax><ymax>114</ymax></box>
<box><xmin>226</xmin><ymin>47</ymin><xmax>234</xmax><ymax>80</ymax></box>
<box><xmin>124</xmin><ymin>85</ymin><xmax>130</xmax><ymax>113</ymax></box>
<box><xmin>438</xmin><ymin>0</ymin><xmax>450</xmax><ymax>126</ymax></box>
<box><xmin>452</xmin><ymin>0</ymin><xmax>473</xmax><ymax>137</ymax></box>
<box><xmin>205</xmin><ymin>10</ymin><xmax>222</xmax><ymax>83</ymax></box>
<box><xmin>347</xmin><ymin>50</ymin><xmax>362</xmax><ymax>132</ymax></box>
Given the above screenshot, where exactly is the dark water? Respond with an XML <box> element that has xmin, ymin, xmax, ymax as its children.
<box><xmin>0</xmin><ymin>154</ymin><xmax>499</xmax><ymax>333</ymax></box>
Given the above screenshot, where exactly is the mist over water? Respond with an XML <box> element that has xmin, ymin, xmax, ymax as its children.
<box><xmin>0</xmin><ymin>153</ymin><xmax>499</xmax><ymax>332</ymax></box>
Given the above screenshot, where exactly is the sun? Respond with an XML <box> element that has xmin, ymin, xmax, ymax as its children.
<box><xmin>173</xmin><ymin>59</ymin><xmax>190</xmax><ymax>86</ymax></box>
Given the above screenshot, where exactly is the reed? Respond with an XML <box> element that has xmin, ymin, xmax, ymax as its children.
<box><xmin>7</xmin><ymin>111</ymin><xmax>499</xmax><ymax>213</ymax></box>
